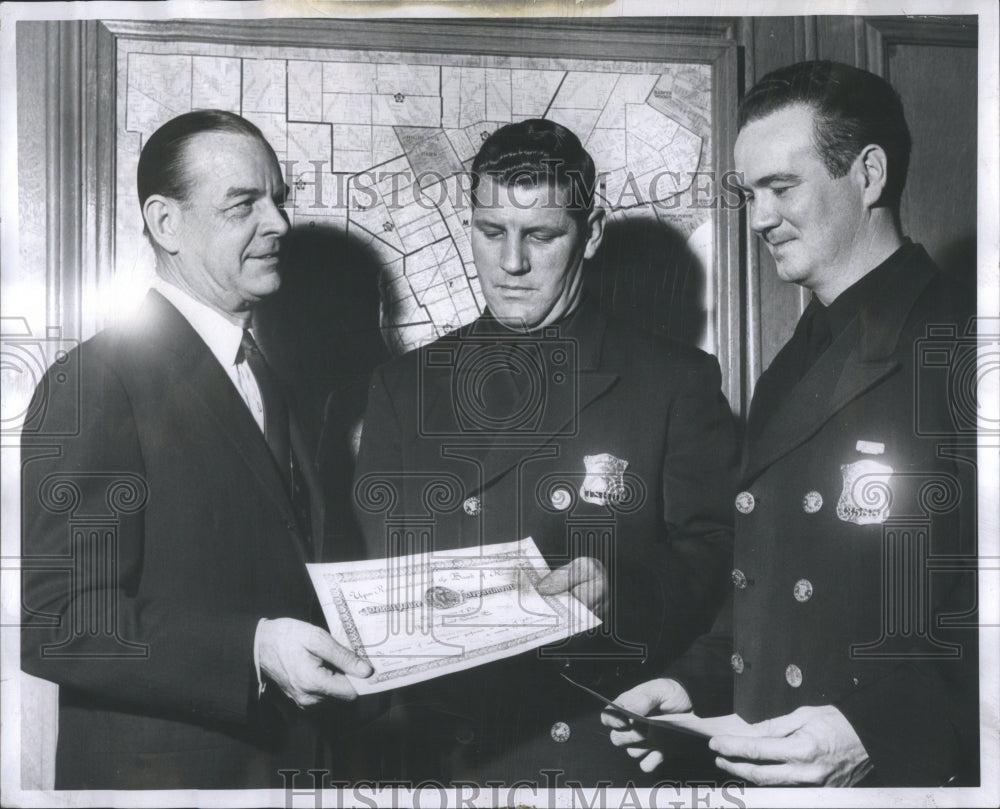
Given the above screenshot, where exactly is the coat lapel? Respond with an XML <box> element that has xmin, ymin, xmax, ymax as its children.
<box><xmin>140</xmin><ymin>292</ymin><xmax>303</xmax><ymax>538</ymax></box>
<box><xmin>742</xmin><ymin>249</ymin><xmax>938</xmax><ymax>485</ymax></box>
<box><xmin>471</xmin><ymin>300</ymin><xmax>619</xmax><ymax>493</ymax></box>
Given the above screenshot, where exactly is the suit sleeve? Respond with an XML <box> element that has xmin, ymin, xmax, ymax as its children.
<box><xmin>664</xmin><ymin>591</ymin><xmax>735</xmax><ymax>717</ymax></box>
<box><xmin>615</xmin><ymin>352</ymin><xmax>737</xmax><ymax>672</ymax></box>
<box><xmin>352</xmin><ymin>364</ymin><xmax>405</xmax><ymax>560</ymax></box>
<box><xmin>20</xmin><ymin>350</ymin><xmax>261</xmax><ymax>726</ymax></box>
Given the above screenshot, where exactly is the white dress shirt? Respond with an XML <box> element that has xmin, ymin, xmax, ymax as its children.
<box><xmin>152</xmin><ymin>278</ymin><xmax>266</xmax><ymax>435</ymax></box>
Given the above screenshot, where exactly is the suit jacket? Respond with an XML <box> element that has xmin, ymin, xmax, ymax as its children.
<box><xmin>20</xmin><ymin>290</ymin><xmax>331</xmax><ymax>789</ymax></box>
<box><xmin>669</xmin><ymin>244</ymin><xmax>979</xmax><ymax>786</ymax></box>
<box><xmin>352</xmin><ymin>295</ymin><xmax>737</xmax><ymax>785</ymax></box>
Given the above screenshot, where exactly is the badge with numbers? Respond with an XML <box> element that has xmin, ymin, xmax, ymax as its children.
<box><xmin>581</xmin><ymin>453</ymin><xmax>628</xmax><ymax>506</ymax></box>
<box><xmin>836</xmin><ymin>459</ymin><xmax>894</xmax><ymax>525</ymax></box>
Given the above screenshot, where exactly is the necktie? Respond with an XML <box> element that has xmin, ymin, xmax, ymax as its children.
<box><xmin>803</xmin><ymin>303</ymin><xmax>832</xmax><ymax>372</ymax></box>
<box><xmin>240</xmin><ymin>330</ymin><xmax>313</xmax><ymax>545</ymax></box>
<box><xmin>239</xmin><ymin>329</ymin><xmax>292</xmax><ymax>489</ymax></box>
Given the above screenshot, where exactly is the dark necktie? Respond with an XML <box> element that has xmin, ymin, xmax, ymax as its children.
<box><xmin>240</xmin><ymin>330</ymin><xmax>313</xmax><ymax>546</ymax></box>
<box><xmin>803</xmin><ymin>303</ymin><xmax>832</xmax><ymax>371</ymax></box>
<box><xmin>239</xmin><ymin>329</ymin><xmax>292</xmax><ymax>487</ymax></box>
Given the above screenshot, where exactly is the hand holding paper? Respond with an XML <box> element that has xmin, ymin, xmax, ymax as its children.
<box><xmin>709</xmin><ymin>705</ymin><xmax>873</xmax><ymax>786</ymax></box>
<box><xmin>599</xmin><ymin>677</ymin><xmax>694</xmax><ymax>773</ymax></box>
<box><xmin>306</xmin><ymin>538</ymin><xmax>601</xmax><ymax>694</ymax></box>
<box><xmin>537</xmin><ymin>556</ymin><xmax>607</xmax><ymax>617</ymax></box>
<box><xmin>257</xmin><ymin>618</ymin><xmax>373</xmax><ymax>707</ymax></box>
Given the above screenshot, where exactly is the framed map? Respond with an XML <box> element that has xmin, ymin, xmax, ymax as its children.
<box><xmin>102</xmin><ymin>18</ymin><xmax>740</xmax><ymax>402</ymax></box>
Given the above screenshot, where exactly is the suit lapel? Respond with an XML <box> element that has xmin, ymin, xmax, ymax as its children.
<box><xmin>742</xmin><ymin>249</ymin><xmax>938</xmax><ymax>485</ymax></box>
<box><xmin>140</xmin><ymin>292</ymin><xmax>302</xmax><ymax>535</ymax></box>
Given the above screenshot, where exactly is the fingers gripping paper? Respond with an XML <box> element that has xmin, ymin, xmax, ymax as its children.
<box><xmin>307</xmin><ymin>538</ymin><xmax>601</xmax><ymax>694</ymax></box>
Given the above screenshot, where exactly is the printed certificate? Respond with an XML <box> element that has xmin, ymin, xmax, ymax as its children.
<box><xmin>306</xmin><ymin>538</ymin><xmax>601</xmax><ymax>694</ymax></box>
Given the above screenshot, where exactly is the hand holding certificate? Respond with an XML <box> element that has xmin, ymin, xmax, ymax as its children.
<box><xmin>306</xmin><ymin>538</ymin><xmax>601</xmax><ymax>694</ymax></box>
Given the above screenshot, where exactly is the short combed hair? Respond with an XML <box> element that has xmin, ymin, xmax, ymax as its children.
<box><xmin>471</xmin><ymin>118</ymin><xmax>597</xmax><ymax>225</ymax></box>
<box><xmin>739</xmin><ymin>60</ymin><xmax>912</xmax><ymax>209</ymax></box>
<box><xmin>137</xmin><ymin>109</ymin><xmax>273</xmax><ymax>231</ymax></box>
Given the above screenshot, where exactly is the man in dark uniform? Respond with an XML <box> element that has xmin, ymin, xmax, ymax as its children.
<box><xmin>605</xmin><ymin>61</ymin><xmax>979</xmax><ymax>787</ymax></box>
<box><xmin>352</xmin><ymin>118</ymin><xmax>738</xmax><ymax>786</ymax></box>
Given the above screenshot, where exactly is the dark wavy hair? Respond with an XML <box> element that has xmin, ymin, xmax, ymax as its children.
<box><xmin>471</xmin><ymin>118</ymin><xmax>597</xmax><ymax>226</ymax></box>
<box><xmin>739</xmin><ymin>61</ymin><xmax>911</xmax><ymax>210</ymax></box>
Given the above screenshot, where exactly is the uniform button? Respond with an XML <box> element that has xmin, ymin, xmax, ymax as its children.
<box><xmin>455</xmin><ymin>724</ymin><xmax>476</xmax><ymax>745</ymax></box>
<box><xmin>731</xmin><ymin>568</ymin><xmax>748</xmax><ymax>589</ymax></box>
<box><xmin>802</xmin><ymin>491</ymin><xmax>823</xmax><ymax>514</ymax></box>
<box><xmin>785</xmin><ymin>664</ymin><xmax>803</xmax><ymax>688</ymax></box>
<box><xmin>550</xmin><ymin>487</ymin><xmax>572</xmax><ymax>511</ymax></box>
<box><xmin>550</xmin><ymin>721</ymin><xmax>571</xmax><ymax>743</ymax></box>
<box><xmin>735</xmin><ymin>491</ymin><xmax>755</xmax><ymax>514</ymax></box>
<box><xmin>793</xmin><ymin>578</ymin><xmax>813</xmax><ymax>602</ymax></box>
<box><xmin>462</xmin><ymin>496</ymin><xmax>481</xmax><ymax>516</ymax></box>
<box><xmin>730</xmin><ymin>652</ymin><xmax>745</xmax><ymax>674</ymax></box>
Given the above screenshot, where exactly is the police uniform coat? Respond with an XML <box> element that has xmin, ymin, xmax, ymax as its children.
<box><xmin>352</xmin><ymin>295</ymin><xmax>738</xmax><ymax>785</ymax></box>
<box><xmin>20</xmin><ymin>290</ymin><xmax>331</xmax><ymax>789</ymax></box>
<box><xmin>669</xmin><ymin>243</ymin><xmax>979</xmax><ymax>786</ymax></box>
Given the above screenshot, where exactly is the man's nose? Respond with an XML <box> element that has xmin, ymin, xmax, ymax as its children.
<box><xmin>748</xmin><ymin>196</ymin><xmax>780</xmax><ymax>235</ymax></box>
<box><xmin>499</xmin><ymin>236</ymin><xmax>528</xmax><ymax>274</ymax></box>
<box><xmin>262</xmin><ymin>197</ymin><xmax>290</xmax><ymax>238</ymax></box>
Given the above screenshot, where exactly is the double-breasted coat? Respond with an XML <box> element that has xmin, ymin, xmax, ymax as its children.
<box><xmin>670</xmin><ymin>244</ymin><xmax>979</xmax><ymax>786</ymax></box>
<box><xmin>352</xmin><ymin>295</ymin><xmax>738</xmax><ymax>785</ymax></box>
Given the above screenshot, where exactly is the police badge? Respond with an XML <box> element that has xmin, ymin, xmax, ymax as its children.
<box><xmin>581</xmin><ymin>453</ymin><xmax>628</xmax><ymax>506</ymax></box>
<box><xmin>836</xmin><ymin>458</ymin><xmax>894</xmax><ymax>525</ymax></box>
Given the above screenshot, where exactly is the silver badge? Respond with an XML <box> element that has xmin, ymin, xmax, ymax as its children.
<box><xmin>580</xmin><ymin>453</ymin><xmax>628</xmax><ymax>506</ymax></box>
<box><xmin>836</xmin><ymin>459</ymin><xmax>893</xmax><ymax>525</ymax></box>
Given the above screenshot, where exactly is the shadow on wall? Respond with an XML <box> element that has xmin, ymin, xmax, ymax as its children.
<box><xmin>255</xmin><ymin>223</ymin><xmax>390</xmax><ymax>561</ymax></box>
<box><xmin>936</xmin><ymin>234</ymin><xmax>977</xmax><ymax>297</ymax></box>
<box><xmin>584</xmin><ymin>215</ymin><xmax>708</xmax><ymax>349</ymax></box>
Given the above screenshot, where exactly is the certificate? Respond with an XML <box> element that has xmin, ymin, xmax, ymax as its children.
<box><xmin>306</xmin><ymin>538</ymin><xmax>602</xmax><ymax>694</ymax></box>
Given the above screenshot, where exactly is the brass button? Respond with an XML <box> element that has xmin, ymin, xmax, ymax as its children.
<box><xmin>730</xmin><ymin>652</ymin><xmax>745</xmax><ymax>674</ymax></box>
<box><xmin>785</xmin><ymin>664</ymin><xmax>803</xmax><ymax>688</ymax></box>
<box><xmin>731</xmin><ymin>569</ymin><xmax>748</xmax><ymax>589</ymax></box>
<box><xmin>735</xmin><ymin>491</ymin><xmax>756</xmax><ymax>514</ymax></box>
<box><xmin>550</xmin><ymin>721</ymin><xmax>571</xmax><ymax>743</ymax></box>
<box><xmin>802</xmin><ymin>491</ymin><xmax>823</xmax><ymax>514</ymax></box>
<box><xmin>462</xmin><ymin>496</ymin><xmax>481</xmax><ymax>516</ymax></box>
<box><xmin>793</xmin><ymin>579</ymin><xmax>813</xmax><ymax>602</ymax></box>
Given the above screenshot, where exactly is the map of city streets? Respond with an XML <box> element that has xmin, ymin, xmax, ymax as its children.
<box><xmin>119</xmin><ymin>45</ymin><xmax>715</xmax><ymax>353</ymax></box>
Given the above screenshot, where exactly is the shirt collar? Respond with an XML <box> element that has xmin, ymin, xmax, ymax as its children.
<box><xmin>152</xmin><ymin>278</ymin><xmax>247</xmax><ymax>368</ymax></box>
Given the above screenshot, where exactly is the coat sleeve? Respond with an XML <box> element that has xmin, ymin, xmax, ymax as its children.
<box><xmin>20</xmin><ymin>349</ymin><xmax>261</xmax><ymax>727</ymax></box>
<box><xmin>663</xmin><ymin>591</ymin><xmax>736</xmax><ymax>717</ymax></box>
<box><xmin>614</xmin><ymin>352</ymin><xmax>738</xmax><ymax>672</ymax></box>
<box><xmin>352</xmin><ymin>364</ymin><xmax>406</xmax><ymax>560</ymax></box>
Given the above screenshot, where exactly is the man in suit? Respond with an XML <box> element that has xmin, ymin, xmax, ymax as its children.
<box><xmin>605</xmin><ymin>61</ymin><xmax>979</xmax><ymax>787</ymax></box>
<box><xmin>352</xmin><ymin>118</ymin><xmax>738</xmax><ymax>786</ymax></box>
<box><xmin>20</xmin><ymin>110</ymin><xmax>372</xmax><ymax>789</ymax></box>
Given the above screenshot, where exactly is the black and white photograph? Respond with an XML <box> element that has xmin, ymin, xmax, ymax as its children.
<box><xmin>1</xmin><ymin>1</ymin><xmax>996</xmax><ymax>807</ymax></box>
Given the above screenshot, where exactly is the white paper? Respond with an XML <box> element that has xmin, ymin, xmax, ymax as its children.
<box><xmin>307</xmin><ymin>537</ymin><xmax>601</xmax><ymax>694</ymax></box>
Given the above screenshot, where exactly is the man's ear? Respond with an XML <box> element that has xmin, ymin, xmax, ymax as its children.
<box><xmin>142</xmin><ymin>195</ymin><xmax>183</xmax><ymax>254</ymax></box>
<box><xmin>582</xmin><ymin>206</ymin><xmax>606</xmax><ymax>260</ymax></box>
<box><xmin>855</xmin><ymin>144</ymin><xmax>890</xmax><ymax>209</ymax></box>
